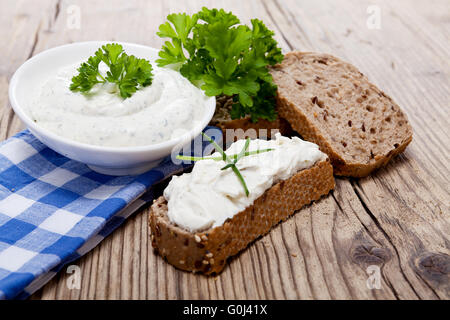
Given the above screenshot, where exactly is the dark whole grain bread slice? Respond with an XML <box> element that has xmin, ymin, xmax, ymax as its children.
<box><xmin>210</xmin><ymin>95</ymin><xmax>293</xmax><ymax>143</ymax></box>
<box><xmin>270</xmin><ymin>52</ymin><xmax>413</xmax><ymax>177</ymax></box>
<box><xmin>149</xmin><ymin>157</ymin><xmax>334</xmax><ymax>275</ymax></box>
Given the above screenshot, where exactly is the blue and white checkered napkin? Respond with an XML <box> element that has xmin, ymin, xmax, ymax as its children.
<box><xmin>0</xmin><ymin>127</ymin><xmax>221</xmax><ymax>299</ymax></box>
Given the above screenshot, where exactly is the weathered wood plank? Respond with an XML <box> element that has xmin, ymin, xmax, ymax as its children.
<box><xmin>260</xmin><ymin>0</ymin><xmax>449</xmax><ymax>299</ymax></box>
<box><xmin>0</xmin><ymin>0</ymin><xmax>57</xmax><ymax>140</ymax></box>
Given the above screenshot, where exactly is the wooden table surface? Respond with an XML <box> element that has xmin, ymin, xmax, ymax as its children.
<box><xmin>0</xmin><ymin>0</ymin><xmax>448</xmax><ymax>300</ymax></box>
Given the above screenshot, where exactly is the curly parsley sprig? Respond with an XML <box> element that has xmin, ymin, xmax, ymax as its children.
<box><xmin>70</xmin><ymin>43</ymin><xmax>153</xmax><ymax>99</ymax></box>
<box><xmin>156</xmin><ymin>7</ymin><xmax>284</xmax><ymax>122</ymax></box>
<box><xmin>176</xmin><ymin>133</ymin><xmax>274</xmax><ymax>197</ymax></box>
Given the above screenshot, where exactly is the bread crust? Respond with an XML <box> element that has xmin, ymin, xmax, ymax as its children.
<box><xmin>149</xmin><ymin>158</ymin><xmax>335</xmax><ymax>275</ymax></box>
<box><xmin>271</xmin><ymin>51</ymin><xmax>413</xmax><ymax>177</ymax></box>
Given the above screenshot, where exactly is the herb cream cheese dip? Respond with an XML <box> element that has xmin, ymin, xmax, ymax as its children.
<box><xmin>27</xmin><ymin>62</ymin><xmax>208</xmax><ymax>147</ymax></box>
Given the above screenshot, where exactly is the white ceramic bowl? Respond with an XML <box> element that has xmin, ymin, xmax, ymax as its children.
<box><xmin>8</xmin><ymin>41</ymin><xmax>216</xmax><ymax>176</ymax></box>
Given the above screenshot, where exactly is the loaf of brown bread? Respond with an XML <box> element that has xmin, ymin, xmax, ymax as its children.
<box><xmin>270</xmin><ymin>52</ymin><xmax>413</xmax><ymax>177</ymax></box>
<box><xmin>149</xmin><ymin>157</ymin><xmax>334</xmax><ymax>275</ymax></box>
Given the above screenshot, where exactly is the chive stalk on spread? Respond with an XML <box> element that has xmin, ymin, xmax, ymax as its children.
<box><xmin>176</xmin><ymin>133</ymin><xmax>273</xmax><ymax>196</ymax></box>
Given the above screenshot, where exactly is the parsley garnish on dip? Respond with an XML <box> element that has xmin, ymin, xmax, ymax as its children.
<box><xmin>27</xmin><ymin>43</ymin><xmax>209</xmax><ymax>147</ymax></box>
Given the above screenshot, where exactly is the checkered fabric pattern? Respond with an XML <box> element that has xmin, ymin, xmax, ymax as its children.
<box><xmin>0</xmin><ymin>127</ymin><xmax>221</xmax><ymax>299</ymax></box>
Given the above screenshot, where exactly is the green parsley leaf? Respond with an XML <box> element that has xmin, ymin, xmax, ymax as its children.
<box><xmin>156</xmin><ymin>7</ymin><xmax>284</xmax><ymax>122</ymax></box>
<box><xmin>156</xmin><ymin>13</ymin><xmax>199</xmax><ymax>66</ymax></box>
<box><xmin>69</xmin><ymin>55</ymin><xmax>103</xmax><ymax>93</ymax></box>
<box><xmin>231</xmin><ymin>78</ymin><xmax>278</xmax><ymax>121</ymax></box>
<box><xmin>70</xmin><ymin>43</ymin><xmax>153</xmax><ymax>99</ymax></box>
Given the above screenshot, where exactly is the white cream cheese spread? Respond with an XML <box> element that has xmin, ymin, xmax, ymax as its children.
<box><xmin>164</xmin><ymin>133</ymin><xmax>326</xmax><ymax>232</ymax></box>
<box><xmin>27</xmin><ymin>62</ymin><xmax>208</xmax><ymax>147</ymax></box>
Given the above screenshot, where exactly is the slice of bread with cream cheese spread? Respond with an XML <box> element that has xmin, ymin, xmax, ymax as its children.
<box><xmin>270</xmin><ymin>52</ymin><xmax>413</xmax><ymax>177</ymax></box>
<box><xmin>149</xmin><ymin>134</ymin><xmax>335</xmax><ymax>274</ymax></box>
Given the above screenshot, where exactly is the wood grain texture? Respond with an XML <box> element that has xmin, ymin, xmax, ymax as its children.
<box><xmin>0</xmin><ymin>0</ymin><xmax>448</xmax><ymax>300</ymax></box>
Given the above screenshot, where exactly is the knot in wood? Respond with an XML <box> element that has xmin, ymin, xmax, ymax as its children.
<box><xmin>351</xmin><ymin>244</ymin><xmax>391</xmax><ymax>266</ymax></box>
<box><xmin>417</xmin><ymin>252</ymin><xmax>450</xmax><ymax>280</ymax></box>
